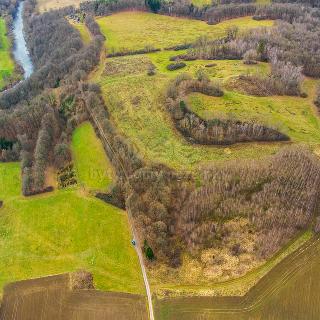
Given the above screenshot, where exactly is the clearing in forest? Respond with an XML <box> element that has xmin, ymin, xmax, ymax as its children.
<box><xmin>187</xmin><ymin>77</ymin><xmax>320</xmax><ymax>144</ymax></box>
<box><xmin>68</xmin><ymin>20</ymin><xmax>91</xmax><ymax>44</ymax></box>
<box><xmin>192</xmin><ymin>0</ymin><xmax>211</xmax><ymax>7</ymax></box>
<box><xmin>0</xmin><ymin>19</ymin><xmax>15</xmax><ymax>90</ymax></box>
<box><xmin>0</xmin><ymin>161</ymin><xmax>144</xmax><ymax>295</ymax></box>
<box><xmin>96</xmin><ymin>12</ymin><xmax>273</xmax><ymax>53</ymax></box>
<box><xmin>72</xmin><ymin>122</ymin><xmax>114</xmax><ymax>190</ymax></box>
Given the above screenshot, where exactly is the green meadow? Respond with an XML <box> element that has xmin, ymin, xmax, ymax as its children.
<box><xmin>89</xmin><ymin>11</ymin><xmax>319</xmax><ymax>170</ymax></box>
<box><xmin>93</xmin><ymin>51</ymin><xmax>320</xmax><ymax>171</ymax></box>
<box><xmin>72</xmin><ymin>122</ymin><xmax>114</xmax><ymax>191</ymax></box>
<box><xmin>96</xmin><ymin>12</ymin><xmax>273</xmax><ymax>53</ymax></box>
<box><xmin>0</xmin><ymin>18</ymin><xmax>15</xmax><ymax>90</ymax></box>
<box><xmin>0</xmin><ymin>133</ymin><xmax>144</xmax><ymax>295</ymax></box>
<box><xmin>191</xmin><ymin>0</ymin><xmax>211</xmax><ymax>7</ymax></box>
<box><xmin>187</xmin><ymin>79</ymin><xmax>320</xmax><ymax>144</ymax></box>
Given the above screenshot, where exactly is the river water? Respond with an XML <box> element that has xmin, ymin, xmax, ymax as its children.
<box><xmin>12</xmin><ymin>1</ymin><xmax>33</xmax><ymax>78</ymax></box>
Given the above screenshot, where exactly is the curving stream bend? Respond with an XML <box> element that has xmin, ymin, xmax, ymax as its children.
<box><xmin>12</xmin><ymin>1</ymin><xmax>33</xmax><ymax>78</ymax></box>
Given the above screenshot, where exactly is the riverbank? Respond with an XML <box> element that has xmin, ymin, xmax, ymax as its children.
<box><xmin>0</xmin><ymin>1</ymin><xmax>34</xmax><ymax>93</ymax></box>
<box><xmin>0</xmin><ymin>17</ymin><xmax>21</xmax><ymax>91</ymax></box>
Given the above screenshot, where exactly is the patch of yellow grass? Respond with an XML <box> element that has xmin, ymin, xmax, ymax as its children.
<box><xmin>37</xmin><ymin>0</ymin><xmax>83</xmax><ymax>12</ymax></box>
<box><xmin>192</xmin><ymin>0</ymin><xmax>212</xmax><ymax>7</ymax></box>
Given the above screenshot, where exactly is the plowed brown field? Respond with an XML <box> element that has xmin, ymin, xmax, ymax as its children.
<box><xmin>0</xmin><ymin>274</ymin><xmax>148</xmax><ymax>320</ymax></box>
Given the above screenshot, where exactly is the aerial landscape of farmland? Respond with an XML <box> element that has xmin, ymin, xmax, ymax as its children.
<box><xmin>0</xmin><ymin>0</ymin><xmax>320</xmax><ymax>319</ymax></box>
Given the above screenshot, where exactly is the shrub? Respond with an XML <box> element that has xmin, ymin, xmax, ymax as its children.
<box><xmin>147</xmin><ymin>64</ymin><xmax>156</xmax><ymax>76</ymax></box>
<box><xmin>69</xmin><ymin>270</ymin><xmax>94</xmax><ymax>290</ymax></box>
<box><xmin>167</xmin><ymin>62</ymin><xmax>187</xmax><ymax>71</ymax></box>
<box><xmin>205</xmin><ymin>63</ymin><xmax>217</xmax><ymax>68</ymax></box>
<box><xmin>145</xmin><ymin>0</ymin><xmax>161</xmax><ymax>13</ymax></box>
<box><xmin>144</xmin><ymin>240</ymin><xmax>155</xmax><ymax>260</ymax></box>
<box><xmin>243</xmin><ymin>49</ymin><xmax>258</xmax><ymax>65</ymax></box>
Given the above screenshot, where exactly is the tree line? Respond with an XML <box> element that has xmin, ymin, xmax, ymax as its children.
<box><xmin>78</xmin><ymin>0</ymin><xmax>319</xmax><ymax>25</ymax></box>
<box><xmin>166</xmin><ymin>73</ymin><xmax>289</xmax><ymax>145</ymax></box>
<box><xmin>272</xmin><ymin>0</ymin><xmax>320</xmax><ymax>7</ymax></box>
<box><xmin>0</xmin><ymin>0</ymin><xmax>18</xmax><ymax>17</ymax></box>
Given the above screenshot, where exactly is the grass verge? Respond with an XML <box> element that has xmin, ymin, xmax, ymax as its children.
<box><xmin>68</xmin><ymin>19</ymin><xmax>91</xmax><ymax>44</ymax></box>
<box><xmin>0</xmin><ymin>18</ymin><xmax>15</xmax><ymax>90</ymax></box>
<box><xmin>71</xmin><ymin>121</ymin><xmax>114</xmax><ymax>191</ymax></box>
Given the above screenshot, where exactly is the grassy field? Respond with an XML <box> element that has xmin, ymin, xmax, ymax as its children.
<box><xmin>0</xmin><ymin>18</ymin><xmax>15</xmax><ymax>90</ymax></box>
<box><xmin>92</xmin><ymin>50</ymin><xmax>320</xmax><ymax>171</ymax></box>
<box><xmin>155</xmin><ymin>234</ymin><xmax>320</xmax><ymax>319</ymax></box>
<box><xmin>96</xmin><ymin>13</ymin><xmax>273</xmax><ymax>53</ymax></box>
<box><xmin>192</xmin><ymin>0</ymin><xmax>211</xmax><ymax>7</ymax></box>
<box><xmin>0</xmin><ymin>162</ymin><xmax>21</xmax><ymax>199</ymax></box>
<box><xmin>72</xmin><ymin>122</ymin><xmax>114</xmax><ymax>191</ymax></box>
<box><xmin>256</xmin><ymin>0</ymin><xmax>271</xmax><ymax>4</ymax></box>
<box><xmin>68</xmin><ymin>20</ymin><xmax>91</xmax><ymax>44</ymax></box>
<box><xmin>188</xmin><ymin>78</ymin><xmax>320</xmax><ymax>144</ymax></box>
<box><xmin>0</xmin><ymin>162</ymin><xmax>144</xmax><ymax>295</ymax></box>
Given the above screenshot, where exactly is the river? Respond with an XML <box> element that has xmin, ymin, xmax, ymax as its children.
<box><xmin>12</xmin><ymin>1</ymin><xmax>33</xmax><ymax>78</ymax></box>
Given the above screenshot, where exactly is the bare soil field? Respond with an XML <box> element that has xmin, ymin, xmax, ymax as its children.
<box><xmin>0</xmin><ymin>273</ymin><xmax>148</xmax><ymax>320</ymax></box>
